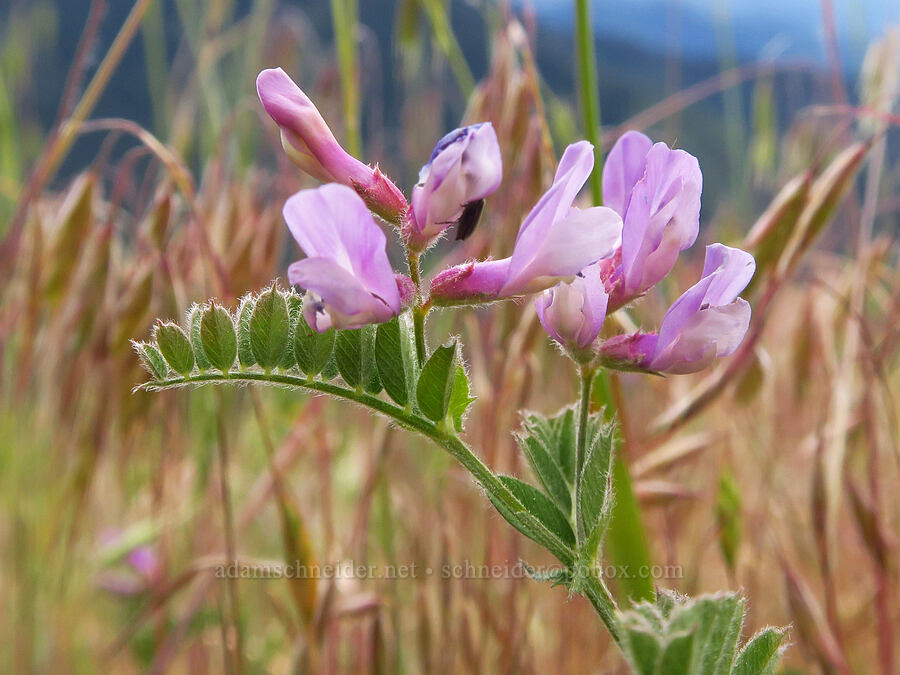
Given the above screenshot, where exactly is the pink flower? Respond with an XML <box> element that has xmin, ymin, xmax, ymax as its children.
<box><xmin>257</xmin><ymin>68</ymin><xmax>408</xmax><ymax>224</ymax></box>
<box><xmin>428</xmin><ymin>141</ymin><xmax>622</xmax><ymax>305</ymax></box>
<box><xmin>285</xmin><ymin>184</ymin><xmax>403</xmax><ymax>331</ymax></box>
<box><xmin>535</xmin><ymin>263</ymin><xmax>609</xmax><ymax>352</ymax></box>
<box><xmin>599</xmin><ymin>244</ymin><xmax>755</xmax><ymax>374</ymax></box>
<box><xmin>405</xmin><ymin>123</ymin><xmax>502</xmax><ymax>250</ymax></box>
<box><xmin>601</xmin><ymin>131</ymin><xmax>702</xmax><ymax>310</ymax></box>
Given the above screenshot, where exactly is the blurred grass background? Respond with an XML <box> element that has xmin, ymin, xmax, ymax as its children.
<box><xmin>0</xmin><ymin>0</ymin><xmax>898</xmax><ymax>672</ymax></box>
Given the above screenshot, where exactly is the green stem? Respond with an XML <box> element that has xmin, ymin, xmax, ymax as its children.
<box><xmin>584</xmin><ymin>575</ymin><xmax>621</xmax><ymax>643</ymax></box>
<box><xmin>147</xmin><ymin>373</ymin><xmax>516</xmax><ymax>508</ymax></box>
<box><xmin>413</xmin><ymin>308</ymin><xmax>426</xmax><ymax>366</ymax></box>
<box><xmin>407</xmin><ymin>251</ymin><xmax>427</xmax><ymax>366</ymax></box>
<box><xmin>145</xmin><ymin>371</ymin><xmax>623</xmax><ymax>644</ymax></box>
<box><xmin>330</xmin><ymin>0</ymin><xmax>361</xmax><ymax>158</ymax></box>
<box><xmin>574</xmin><ymin>0</ymin><xmax>603</xmax><ymax>204</ymax></box>
<box><xmin>574</xmin><ymin>364</ymin><xmax>594</xmax><ymax>547</ymax></box>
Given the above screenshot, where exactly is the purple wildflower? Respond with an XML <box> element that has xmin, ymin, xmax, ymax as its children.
<box><xmin>429</xmin><ymin>141</ymin><xmax>622</xmax><ymax>305</ymax></box>
<box><xmin>257</xmin><ymin>68</ymin><xmax>408</xmax><ymax>223</ymax></box>
<box><xmin>599</xmin><ymin>244</ymin><xmax>755</xmax><ymax>374</ymax></box>
<box><xmin>601</xmin><ymin>131</ymin><xmax>702</xmax><ymax>310</ymax></box>
<box><xmin>405</xmin><ymin>123</ymin><xmax>502</xmax><ymax>250</ymax></box>
<box><xmin>285</xmin><ymin>184</ymin><xmax>404</xmax><ymax>331</ymax></box>
<box><xmin>535</xmin><ymin>263</ymin><xmax>609</xmax><ymax>354</ymax></box>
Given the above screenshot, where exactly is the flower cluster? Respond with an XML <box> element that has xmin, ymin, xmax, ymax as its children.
<box><xmin>257</xmin><ymin>69</ymin><xmax>754</xmax><ymax>375</ymax></box>
<box><xmin>534</xmin><ymin>132</ymin><xmax>753</xmax><ymax>372</ymax></box>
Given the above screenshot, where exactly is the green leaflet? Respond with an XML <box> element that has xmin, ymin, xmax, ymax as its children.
<box><xmin>334</xmin><ymin>329</ymin><xmax>363</xmax><ymax>387</ymax></box>
<box><xmin>293</xmin><ymin>309</ymin><xmax>335</xmax><ymax>377</ymax></box>
<box><xmin>188</xmin><ymin>305</ymin><xmax>211</xmax><ymax>371</ymax></box>
<box><xmin>732</xmin><ymin>627</ymin><xmax>787</xmax><ymax>675</ymax></box>
<box><xmin>375</xmin><ymin>318</ymin><xmax>409</xmax><ymax>406</ymax></box>
<box><xmin>667</xmin><ymin>593</ymin><xmax>745</xmax><ymax>675</ymax></box>
<box><xmin>657</xmin><ymin>630</ymin><xmax>696</xmax><ymax>675</ymax></box>
<box><xmin>154</xmin><ymin>322</ymin><xmax>194</xmax><ymax>376</ymax></box>
<box><xmin>521</xmin><ymin>407</ymin><xmax>577</xmax><ymax>484</ymax></box>
<box><xmin>199</xmin><ymin>303</ymin><xmax>237</xmax><ymax>373</ymax></box>
<box><xmin>134</xmin><ymin>342</ymin><xmax>168</xmax><ymax>380</ymax></box>
<box><xmin>334</xmin><ymin>326</ymin><xmax>381</xmax><ymax>392</ymax></box>
<box><xmin>616</xmin><ymin>591</ymin><xmax>770</xmax><ymax>675</ymax></box>
<box><xmin>496</xmin><ymin>475</ymin><xmax>575</xmax><ymax>549</ymax></box>
<box><xmin>250</xmin><ymin>285</ymin><xmax>290</xmax><ymax>371</ymax></box>
<box><xmin>448</xmin><ymin>365</ymin><xmax>474</xmax><ymax>433</ymax></box>
<box><xmin>486</xmin><ymin>476</ymin><xmax>575</xmax><ymax>566</ymax></box>
<box><xmin>360</xmin><ymin>324</ymin><xmax>382</xmax><ymax>394</ymax></box>
<box><xmin>416</xmin><ymin>340</ymin><xmax>458</xmax><ymax>422</ymax></box>
<box><xmin>515</xmin><ymin>431</ymin><xmax>571</xmax><ymax>513</ymax></box>
<box><xmin>282</xmin><ymin>294</ymin><xmax>302</xmax><ymax>370</ymax></box>
<box><xmin>236</xmin><ymin>295</ymin><xmax>256</xmax><ymax>368</ymax></box>
<box><xmin>579</xmin><ymin>417</ymin><xmax>616</xmax><ymax>556</ymax></box>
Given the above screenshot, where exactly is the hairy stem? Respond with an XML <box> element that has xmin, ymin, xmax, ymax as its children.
<box><xmin>145</xmin><ymin>372</ymin><xmax>623</xmax><ymax>645</ymax></box>
<box><xmin>407</xmin><ymin>251</ymin><xmax>427</xmax><ymax>366</ymax></box>
<box><xmin>574</xmin><ymin>364</ymin><xmax>594</xmax><ymax>547</ymax></box>
<box><xmin>584</xmin><ymin>575</ymin><xmax>621</xmax><ymax>643</ymax></box>
<box><xmin>147</xmin><ymin>373</ymin><xmax>519</xmax><ymax>510</ymax></box>
<box><xmin>574</xmin><ymin>0</ymin><xmax>603</xmax><ymax>204</ymax></box>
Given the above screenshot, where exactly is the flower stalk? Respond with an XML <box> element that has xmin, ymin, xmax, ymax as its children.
<box><xmin>407</xmin><ymin>250</ymin><xmax>428</xmax><ymax>366</ymax></box>
<box><xmin>574</xmin><ymin>362</ymin><xmax>595</xmax><ymax>547</ymax></box>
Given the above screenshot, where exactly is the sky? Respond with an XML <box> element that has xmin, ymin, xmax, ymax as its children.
<box><xmin>529</xmin><ymin>0</ymin><xmax>900</xmax><ymax>68</ymax></box>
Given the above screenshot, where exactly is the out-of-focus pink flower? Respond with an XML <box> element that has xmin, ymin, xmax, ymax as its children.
<box><xmin>535</xmin><ymin>263</ymin><xmax>609</xmax><ymax>353</ymax></box>
<box><xmin>285</xmin><ymin>184</ymin><xmax>402</xmax><ymax>331</ymax></box>
<box><xmin>128</xmin><ymin>546</ymin><xmax>160</xmax><ymax>580</ymax></box>
<box><xmin>405</xmin><ymin>123</ymin><xmax>502</xmax><ymax>250</ymax></box>
<box><xmin>257</xmin><ymin>68</ymin><xmax>408</xmax><ymax>224</ymax></box>
<box><xmin>428</xmin><ymin>142</ymin><xmax>622</xmax><ymax>305</ymax></box>
<box><xmin>601</xmin><ymin>131</ymin><xmax>702</xmax><ymax>310</ymax></box>
<box><xmin>599</xmin><ymin>244</ymin><xmax>755</xmax><ymax>374</ymax></box>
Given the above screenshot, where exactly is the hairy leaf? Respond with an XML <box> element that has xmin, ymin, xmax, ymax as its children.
<box><xmin>732</xmin><ymin>627</ymin><xmax>787</xmax><ymax>675</ymax></box>
<box><xmin>199</xmin><ymin>303</ymin><xmax>237</xmax><ymax>373</ymax></box>
<box><xmin>497</xmin><ymin>475</ymin><xmax>574</xmax><ymax>548</ymax></box>
<box><xmin>416</xmin><ymin>341</ymin><xmax>458</xmax><ymax>422</ymax></box>
<box><xmin>282</xmin><ymin>294</ymin><xmax>303</xmax><ymax>370</ymax></box>
<box><xmin>154</xmin><ymin>322</ymin><xmax>194</xmax><ymax>376</ymax></box>
<box><xmin>189</xmin><ymin>305</ymin><xmax>211</xmax><ymax>371</ymax></box>
<box><xmin>516</xmin><ymin>431</ymin><xmax>571</xmax><ymax>513</ymax></box>
<box><xmin>134</xmin><ymin>342</ymin><xmax>168</xmax><ymax>380</ymax></box>
<box><xmin>580</xmin><ymin>417</ymin><xmax>616</xmax><ymax>552</ymax></box>
<box><xmin>448</xmin><ymin>365</ymin><xmax>475</xmax><ymax>432</ymax></box>
<box><xmin>667</xmin><ymin>593</ymin><xmax>745</xmax><ymax>674</ymax></box>
<box><xmin>360</xmin><ymin>324</ymin><xmax>382</xmax><ymax>394</ymax></box>
<box><xmin>335</xmin><ymin>329</ymin><xmax>363</xmax><ymax>387</ymax></box>
<box><xmin>294</xmin><ymin>312</ymin><xmax>335</xmax><ymax>377</ymax></box>
<box><xmin>375</xmin><ymin>318</ymin><xmax>409</xmax><ymax>406</ymax></box>
<box><xmin>250</xmin><ymin>285</ymin><xmax>290</xmax><ymax>371</ymax></box>
<box><xmin>236</xmin><ymin>295</ymin><xmax>256</xmax><ymax>368</ymax></box>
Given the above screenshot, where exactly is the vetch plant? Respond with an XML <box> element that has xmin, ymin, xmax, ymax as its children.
<box><xmin>132</xmin><ymin>71</ymin><xmax>787</xmax><ymax>673</ymax></box>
